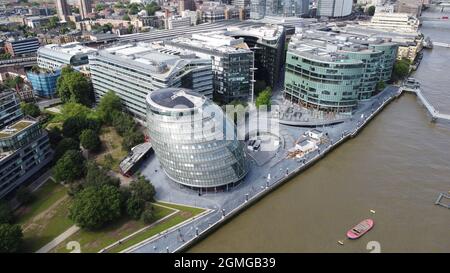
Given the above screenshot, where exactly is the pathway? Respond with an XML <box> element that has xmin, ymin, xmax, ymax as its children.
<box><xmin>35</xmin><ymin>225</ymin><xmax>80</xmax><ymax>253</ymax></box>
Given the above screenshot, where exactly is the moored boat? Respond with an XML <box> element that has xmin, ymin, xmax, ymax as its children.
<box><xmin>346</xmin><ymin>219</ymin><xmax>374</xmax><ymax>239</ymax></box>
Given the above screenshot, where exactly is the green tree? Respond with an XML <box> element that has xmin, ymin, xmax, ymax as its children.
<box><xmin>112</xmin><ymin>112</ymin><xmax>135</xmax><ymax>136</ymax></box>
<box><xmin>53</xmin><ymin>150</ymin><xmax>85</xmax><ymax>183</ymax></box>
<box><xmin>367</xmin><ymin>6</ymin><xmax>376</xmax><ymax>16</ymax></box>
<box><xmin>0</xmin><ymin>224</ymin><xmax>23</xmax><ymax>253</ymax></box>
<box><xmin>141</xmin><ymin>205</ymin><xmax>154</xmax><ymax>224</ymax></box>
<box><xmin>123</xmin><ymin>14</ymin><xmax>131</xmax><ymax>21</ymax></box>
<box><xmin>122</xmin><ymin>130</ymin><xmax>143</xmax><ymax>151</ymax></box>
<box><xmin>97</xmin><ymin>91</ymin><xmax>122</xmax><ymax>124</ymax></box>
<box><xmin>47</xmin><ymin>127</ymin><xmax>63</xmax><ymax>147</ymax></box>
<box><xmin>63</xmin><ymin>115</ymin><xmax>100</xmax><ymax>140</ymax></box>
<box><xmin>59</xmin><ymin>102</ymin><xmax>98</xmax><ymax>122</ymax></box>
<box><xmin>80</xmin><ymin>129</ymin><xmax>101</xmax><ymax>152</ymax></box>
<box><xmin>0</xmin><ymin>202</ymin><xmax>13</xmax><ymax>224</ymax></box>
<box><xmin>0</xmin><ymin>53</ymin><xmax>11</xmax><ymax>60</ymax></box>
<box><xmin>255</xmin><ymin>87</ymin><xmax>272</xmax><ymax>108</ymax></box>
<box><xmin>126</xmin><ymin>194</ymin><xmax>145</xmax><ymax>219</ymax></box>
<box><xmin>54</xmin><ymin>137</ymin><xmax>79</xmax><ymax>160</ymax></box>
<box><xmin>144</xmin><ymin>3</ymin><xmax>160</xmax><ymax>16</ymax></box>
<box><xmin>392</xmin><ymin>59</ymin><xmax>410</xmax><ymax>81</ymax></box>
<box><xmin>56</xmin><ymin>66</ymin><xmax>93</xmax><ymax>106</ymax></box>
<box><xmin>84</xmin><ymin>161</ymin><xmax>120</xmax><ymax>188</ymax></box>
<box><xmin>4</xmin><ymin>76</ymin><xmax>23</xmax><ymax>89</ymax></box>
<box><xmin>45</xmin><ymin>16</ymin><xmax>59</xmax><ymax>29</ymax></box>
<box><xmin>20</xmin><ymin>102</ymin><xmax>41</xmax><ymax>117</ymax></box>
<box><xmin>129</xmin><ymin>175</ymin><xmax>155</xmax><ymax>202</ymax></box>
<box><xmin>376</xmin><ymin>80</ymin><xmax>386</xmax><ymax>92</ymax></box>
<box><xmin>16</xmin><ymin>187</ymin><xmax>33</xmax><ymax>205</ymax></box>
<box><xmin>95</xmin><ymin>3</ymin><xmax>106</xmax><ymax>12</ymax></box>
<box><xmin>69</xmin><ymin>184</ymin><xmax>121</xmax><ymax>230</ymax></box>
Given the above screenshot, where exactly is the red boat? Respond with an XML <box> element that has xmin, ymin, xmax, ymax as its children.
<box><xmin>346</xmin><ymin>219</ymin><xmax>374</xmax><ymax>239</ymax></box>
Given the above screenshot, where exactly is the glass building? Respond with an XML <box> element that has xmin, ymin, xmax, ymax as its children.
<box><xmin>284</xmin><ymin>42</ymin><xmax>363</xmax><ymax>113</ymax></box>
<box><xmin>146</xmin><ymin>88</ymin><xmax>248</xmax><ymax>189</ymax></box>
<box><xmin>27</xmin><ymin>69</ymin><xmax>61</xmax><ymax>98</ymax></box>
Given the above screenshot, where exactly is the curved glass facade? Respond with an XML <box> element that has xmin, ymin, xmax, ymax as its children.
<box><xmin>284</xmin><ymin>52</ymin><xmax>363</xmax><ymax>112</ymax></box>
<box><xmin>27</xmin><ymin>70</ymin><xmax>61</xmax><ymax>98</ymax></box>
<box><xmin>146</xmin><ymin>88</ymin><xmax>248</xmax><ymax>188</ymax></box>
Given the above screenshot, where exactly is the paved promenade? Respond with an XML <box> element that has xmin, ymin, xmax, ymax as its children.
<box><xmin>130</xmin><ymin>86</ymin><xmax>400</xmax><ymax>253</ymax></box>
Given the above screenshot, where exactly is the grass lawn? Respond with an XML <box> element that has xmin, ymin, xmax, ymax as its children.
<box><xmin>51</xmin><ymin>202</ymin><xmax>206</xmax><ymax>253</ymax></box>
<box><xmin>16</xmin><ymin>178</ymin><xmax>67</xmax><ymax>225</ymax></box>
<box><xmin>15</xmin><ymin>178</ymin><xmax>74</xmax><ymax>252</ymax></box>
<box><xmin>96</xmin><ymin>126</ymin><xmax>128</xmax><ymax>172</ymax></box>
<box><xmin>52</xmin><ymin>205</ymin><xmax>174</xmax><ymax>253</ymax></box>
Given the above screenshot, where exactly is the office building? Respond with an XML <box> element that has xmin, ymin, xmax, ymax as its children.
<box><xmin>226</xmin><ymin>25</ymin><xmax>286</xmax><ymax>89</ymax></box>
<box><xmin>359</xmin><ymin>11</ymin><xmax>420</xmax><ymax>34</ymax></box>
<box><xmin>5</xmin><ymin>37</ymin><xmax>40</xmax><ymax>57</ymax></box>
<box><xmin>146</xmin><ymin>88</ymin><xmax>248</xmax><ymax>189</ymax></box>
<box><xmin>89</xmin><ymin>43</ymin><xmax>213</xmax><ymax>121</ymax></box>
<box><xmin>79</xmin><ymin>0</ymin><xmax>92</xmax><ymax>20</ymax></box>
<box><xmin>163</xmin><ymin>33</ymin><xmax>254</xmax><ymax>103</ymax></box>
<box><xmin>27</xmin><ymin>69</ymin><xmax>61</xmax><ymax>98</ymax></box>
<box><xmin>37</xmin><ymin>42</ymin><xmax>97</xmax><ymax>70</ymax></box>
<box><xmin>317</xmin><ymin>0</ymin><xmax>353</xmax><ymax>18</ymax></box>
<box><xmin>251</xmin><ymin>0</ymin><xmax>309</xmax><ymax>19</ymax></box>
<box><xmin>55</xmin><ymin>0</ymin><xmax>72</xmax><ymax>21</ymax></box>
<box><xmin>166</xmin><ymin>16</ymin><xmax>191</xmax><ymax>29</ymax></box>
<box><xmin>179</xmin><ymin>0</ymin><xmax>196</xmax><ymax>12</ymax></box>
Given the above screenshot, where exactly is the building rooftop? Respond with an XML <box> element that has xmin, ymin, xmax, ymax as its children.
<box><xmin>147</xmin><ymin>88</ymin><xmax>206</xmax><ymax>111</ymax></box>
<box><xmin>167</xmin><ymin>32</ymin><xmax>250</xmax><ymax>54</ymax></box>
<box><xmin>0</xmin><ymin>119</ymin><xmax>35</xmax><ymax>139</ymax></box>
<box><xmin>225</xmin><ymin>24</ymin><xmax>284</xmax><ymax>43</ymax></box>
<box><xmin>39</xmin><ymin>42</ymin><xmax>97</xmax><ymax>56</ymax></box>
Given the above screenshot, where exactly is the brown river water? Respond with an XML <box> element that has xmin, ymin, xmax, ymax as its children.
<box><xmin>189</xmin><ymin>21</ymin><xmax>450</xmax><ymax>253</ymax></box>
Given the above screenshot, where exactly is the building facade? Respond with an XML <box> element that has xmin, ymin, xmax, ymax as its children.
<box><xmin>226</xmin><ymin>25</ymin><xmax>286</xmax><ymax>90</ymax></box>
<box><xmin>37</xmin><ymin>42</ymin><xmax>97</xmax><ymax>70</ymax></box>
<box><xmin>89</xmin><ymin>43</ymin><xmax>213</xmax><ymax>121</ymax></box>
<box><xmin>5</xmin><ymin>37</ymin><xmax>40</xmax><ymax>57</ymax></box>
<box><xmin>55</xmin><ymin>0</ymin><xmax>72</xmax><ymax>21</ymax></box>
<box><xmin>146</xmin><ymin>88</ymin><xmax>248</xmax><ymax>189</ymax></box>
<box><xmin>284</xmin><ymin>43</ymin><xmax>363</xmax><ymax>113</ymax></box>
<box><xmin>79</xmin><ymin>0</ymin><xmax>92</xmax><ymax>20</ymax></box>
<box><xmin>317</xmin><ymin>0</ymin><xmax>353</xmax><ymax>18</ymax></box>
<box><xmin>164</xmin><ymin>33</ymin><xmax>254</xmax><ymax>103</ymax></box>
<box><xmin>0</xmin><ymin>91</ymin><xmax>22</xmax><ymax>129</ymax></box>
<box><xmin>27</xmin><ymin>69</ymin><xmax>61</xmax><ymax>98</ymax></box>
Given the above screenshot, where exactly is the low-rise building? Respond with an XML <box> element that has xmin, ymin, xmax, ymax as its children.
<box><xmin>166</xmin><ymin>16</ymin><xmax>191</xmax><ymax>29</ymax></box>
<box><xmin>4</xmin><ymin>37</ymin><xmax>40</xmax><ymax>57</ymax></box>
<box><xmin>0</xmin><ymin>91</ymin><xmax>22</xmax><ymax>129</ymax></box>
<box><xmin>359</xmin><ymin>11</ymin><xmax>420</xmax><ymax>34</ymax></box>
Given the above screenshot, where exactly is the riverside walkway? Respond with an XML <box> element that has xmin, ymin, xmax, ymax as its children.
<box><xmin>398</xmin><ymin>87</ymin><xmax>450</xmax><ymax>122</ymax></box>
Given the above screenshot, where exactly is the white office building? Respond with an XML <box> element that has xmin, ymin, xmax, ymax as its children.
<box><xmin>37</xmin><ymin>42</ymin><xmax>97</xmax><ymax>70</ymax></box>
<box><xmin>317</xmin><ymin>0</ymin><xmax>353</xmax><ymax>18</ymax></box>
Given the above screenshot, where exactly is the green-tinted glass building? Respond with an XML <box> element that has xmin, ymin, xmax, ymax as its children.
<box><xmin>284</xmin><ymin>44</ymin><xmax>363</xmax><ymax>113</ymax></box>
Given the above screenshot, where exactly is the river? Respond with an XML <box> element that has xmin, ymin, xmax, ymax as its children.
<box><xmin>189</xmin><ymin>18</ymin><xmax>450</xmax><ymax>253</ymax></box>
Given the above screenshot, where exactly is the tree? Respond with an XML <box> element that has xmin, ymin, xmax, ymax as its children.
<box><xmin>125</xmin><ymin>176</ymin><xmax>155</xmax><ymax>219</ymax></box>
<box><xmin>59</xmin><ymin>102</ymin><xmax>98</xmax><ymax>122</ymax></box>
<box><xmin>97</xmin><ymin>91</ymin><xmax>122</xmax><ymax>124</ymax></box>
<box><xmin>144</xmin><ymin>3</ymin><xmax>160</xmax><ymax>16</ymax></box>
<box><xmin>69</xmin><ymin>184</ymin><xmax>122</xmax><ymax>230</ymax></box>
<box><xmin>376</xmin><ymin>80</ymin><xmax>386</xmax><ymax>92</ymax></box>
<box><xmin>0</xmin><ymin>224</ymin><xmax>23</xmax><ymax>253</ymax></box>
<box><xmin>54</xmin><ymin>137</ymin><xmax>79</xmax><ymax>160</ymax></box>
<box><xmin>112</xmin><ymin>112</ymin><xmax>135</xmax><ymax>136</ymax></box>
<box><xmin>367</xmin><ymin>6</ymin><xmax>376</xmax><ymax>16</ymax></box>
<box><xmin>392</xmin><ymin>59</ymin><xmax>410</xmax><ymax>81</ymax></box>
<box><xmin>126</xmin><ymin>194</ymin><xmax>146</xmax><ymax>220</ymax></box>
<box><xmin>53</xmin><ymin>150</ymin><xmax>85</xmax><ymax>183</ymax></box>
<box><xmin>0</xmin><ymin>202</ymin><xmax>13</xmax><ymax>224</ymax></box>
<box><xmin>255</xmin><ymin>87</ymin><xmax>272</xmax><ymax>108</ymax></box>
<box><xmin>20</xmin><ymin>102</ymin><xmax>41</xmax><ymax>117</ymax></box>
<box><xmin>129</xmin><ymin>175</ymin><xmax>155</xmax><ymax>202</ymax></box>
<box><xmin>63</xmin><ymin>115</ymin><xmax>100</xmax><ymax>140</ymax></box>
<box><xmin>47</xmin><ymin>127</ymin><xmax>63</xmax><ymax>147</ymax></box>
<box><xmin>45</xmin><ymin>16</ymin><xmax>59</xmax><ymax>29</ymax></box>
<box><xmin>141</xmin><ymin>205</ymin><xmax>154</xmax><ymax>224</ymax></box>
<box><xmin>56</xmin><ymin>66</ymin><xmax>93</xmax><ymax>106</ymax></box>
<box><xmin>123</xmin><ymin>14</ymin><xmax>131</xmax><ymax>21</ymax></box>
<box><xmin>16</xmin><ymin>187</ymin><xmax>33</xmax><ymax>205</ymax></box>
<box><xmin>84</xmin><ymin>161</ymin><xmax>120</xmax><ymax>188</ymax></box>
<box><xmin>122</xmin><ymin>130</ymin><xmax>143</xmax><ymax>151</ymax></box>
<box><xmin>80</xmin><ymin>129</ymin><xmax>101</xmax><ymax>152</ymax></box>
